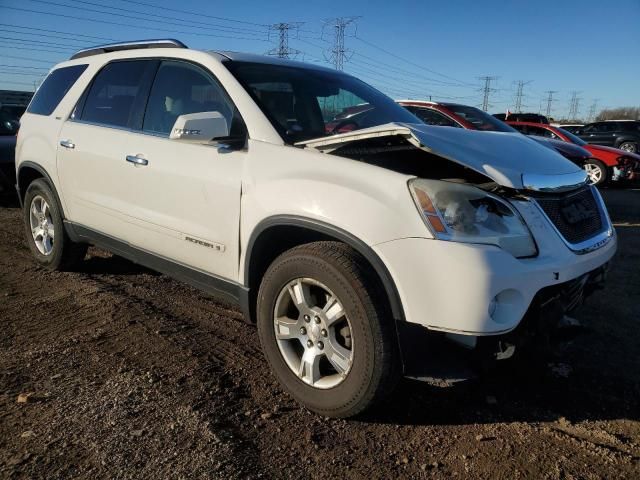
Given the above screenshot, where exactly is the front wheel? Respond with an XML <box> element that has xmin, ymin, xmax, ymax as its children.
<box><xmin>257</xmin><ymin>241</ymin><xmax>399</xmax><ymax>418</ymax></box>
<box><xmin>584</xmin><ymin>159</ymin><xmax>608</xmax><ymax>186</ymax></box>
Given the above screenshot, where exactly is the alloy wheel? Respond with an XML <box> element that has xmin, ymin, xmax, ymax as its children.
<box><xmin>29</xmin><ymin>195</ymin><xmax>55</xmax><ymax>255</ymax></box>
<box><xmin>584</xmin><ymin>163</ymin><xmax>603</xmax><ymax>185</ymax></box>
<box><xmin>273</xmin><ymin>278</ymin><xmax>354</xmax><ymax>389</ymax></box>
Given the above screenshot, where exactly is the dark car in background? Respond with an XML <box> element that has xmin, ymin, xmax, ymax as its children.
<box><xmin>0</xmin><ymin>105</ymin><xmax>23</xmax><ymax>197</ymax></box>
<box><xmin>577</xmin><ymin>120</ymin><xmax>640</xmax><ymax>153</ymax></box>
<box><xmin>494</xmin><ymin>112</ymin><xmax>549</xmax><ymax>124</ymax></box>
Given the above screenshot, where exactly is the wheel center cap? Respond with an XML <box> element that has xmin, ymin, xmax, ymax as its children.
<box><xmin>309</xmin><ymin>323</ymin><xmax>322</xmax><ymax>342</ymax></box>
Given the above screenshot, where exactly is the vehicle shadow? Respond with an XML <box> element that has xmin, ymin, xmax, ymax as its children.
<box><xmin>75</xmin><ymin>251</ymin><xmax>160</xmax><ymax>277</ymax></box>
<box><xmin>363</xmin><ymin>345</ymin><xmax>640</xmax><ymax>426</ymax></box>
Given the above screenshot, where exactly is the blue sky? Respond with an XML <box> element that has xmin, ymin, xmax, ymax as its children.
<box><xmin>1</xmin><ymin>0</ymin><xmax>638</xmax><ymax>119</ymax></box>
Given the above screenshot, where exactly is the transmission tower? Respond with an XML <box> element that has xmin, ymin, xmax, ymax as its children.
<box><xmin>587</xmin><ymin>99</ymin><xmax>600</xmax><ymax>122</ymax></box>
<box><xmin>544</xmin><ymin>90</ymin><xmax>557</xmax><ymax>117</ymax></box>
<box><xmin>323</xmin><ymin>17</ymin><xmax>359</xmax><ymax>70</ymax></box>
<box><xmin>513</xmin><ymin>80</ymin><xmax>531</xmax><ymax>113</ymax></box>
<box><xmin>267</xmin><ymin>23</ymin><xmax>302</xmax><ymax>59</ymax></box>
<box><xmin>567</xmin><ymin>91</ymin><xmax>582</xmax><ymax>121</ymax></box>
<box><xmin>478</xmin><ymin>76</ymin><xmax>498</xmax><ymax>112</ymax></box>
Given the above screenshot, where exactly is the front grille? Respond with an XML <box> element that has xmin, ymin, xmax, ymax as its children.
<box><xmin>534</xmin><ymin>186</ymin><xmax>604</xmax><ymax>244</ymax></box>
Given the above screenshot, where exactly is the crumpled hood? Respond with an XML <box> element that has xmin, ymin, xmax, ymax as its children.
<box><xmin>297</xmin><ymin>122</ymin><xmax>586</xmax><ymax>190</ymax></box>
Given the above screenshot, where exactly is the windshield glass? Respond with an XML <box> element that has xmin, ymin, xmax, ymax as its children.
<box><xmin>224</xmin><ymin>61</ymin><xmax>418</xmax><ymax>143</ymax></box>
<box><xmin>443</xmin><ymin>104</ymin><xmax>516</xmax><ymax>132</ymax></box>
<box><xmin>557</xmin><ymin>128</ymin><xmax>587</xmax><ymax>146</ymax></box>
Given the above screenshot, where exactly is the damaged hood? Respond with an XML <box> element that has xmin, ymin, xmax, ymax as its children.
<box><xmin>296</xmin><ymin>123</ymin><xmax>588</xmax><ymax>191</ymax></box>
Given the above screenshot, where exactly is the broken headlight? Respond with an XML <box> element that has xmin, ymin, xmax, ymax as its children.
<box><xmin>409</xmin><ymin>179</ymin><xmax>537</xmax><ymax>258</ymax></box>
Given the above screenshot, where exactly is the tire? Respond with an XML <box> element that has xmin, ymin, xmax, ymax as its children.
<box><xmin>584</xmin><ymin>159</ymin><xmax>608</xmax><ymax>186</ymax></box>
<box><xmin>257</xmin><ymin>241</ymin><xmax>400</xmax><ymax>418</ymax></box>
<box><xmin>23</xmin><ymin>178</ymin><xmax>87</xmax><ymax>270</ymax></box>
<box><xmin>618</xmin><ymin>141</ymin><xmax>637</xmax><ymax>154</ymax></box>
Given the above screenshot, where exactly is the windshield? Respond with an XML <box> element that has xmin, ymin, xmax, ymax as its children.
<box><xmin>444</xmin><ymin>104</ymin><xmax>517</xmax><ymax>132</ymax></box>
<box><xmin>224</xmin><ymin>61</ymin><xmax>418</xmax><ymax>143</ymax></box>
<box><xmin>557</xmin><ymin>128</ymin><xmax>587</xmax><ymax>146</ymax></box>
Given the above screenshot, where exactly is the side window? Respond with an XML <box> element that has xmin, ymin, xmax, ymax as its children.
<box><xmin>79</xmin><ymin>60</ymin><xmax>150</xmax><ymax>128</ymax></box>
<box><xmin>27</xmin><ymin>64</ymin><xmax>88</xmax><ymax>116</ymax></box>
<box><xmin>412</xmin><ymin>108</ymin><xmax>457</xmax><ymax>127</ymax></box>
<box><xmin>529</xmin><ymin>126</ymin><xmax>555</xmax><ymax>138</ymax></box>
<box><xmin>511</xmin><ymin>124</ymin><xmax>528</xmax><ymax>134</ymax></box>
<box><xmin>143</xmin><ymin>61</ymin><xmax>236</xmax><ymax>136</ymax></box>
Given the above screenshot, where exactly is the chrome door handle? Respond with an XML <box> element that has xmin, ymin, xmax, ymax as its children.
<box><xmin>60</xmin><ymin>139</ymin><xmax>75</xmax><ymax>149</ymax></box>
<box><xmin>125</xmin><ymin>155</ymin><xmax>149</xmax><ymax>166</ymax></box>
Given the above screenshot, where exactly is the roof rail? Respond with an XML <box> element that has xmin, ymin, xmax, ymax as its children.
<box><xmin>70</xmin><ymin>39</ymin><xmax>187</xmax><ymax>60</ymax></box>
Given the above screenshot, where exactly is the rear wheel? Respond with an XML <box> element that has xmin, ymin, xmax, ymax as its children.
<box><xmin>584</xmin><ymin>159</ymin><xmax>608</xmax><ymax>186</ymax></box>
<box><xmin>23</xmin><ymin>179</ymin><xmax>87</xmax><ymax>270</ymax></box>
<box><xmin>618</xmin><ymin>141</ymin><xmax>637</xmax><ymax>154</ymax></box>
<box><xmin>257</xmin><ymin>241</ymin><xmax>399</xmax><ymax>418</ymax></box>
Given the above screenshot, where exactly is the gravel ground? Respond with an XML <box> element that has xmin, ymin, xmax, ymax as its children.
<box><xmin>1</xmin><ymin>188</ymin><xmax>639</xmax><ymax>479</ymax></box>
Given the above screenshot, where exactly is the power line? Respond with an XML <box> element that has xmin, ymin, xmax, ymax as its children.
<box><xmin>24</xmin><ymin>0</ymin><xmax>268</xmax><ymax>38</ymax></box>
<box><xmin>117</xmin><ymin>0</ymin><xmax>268</xmax><ymax>27</ymax></box>
<box><xmin>267</xmin><ymin>23</ymin><xmax>302</xmax><ymax>59</ymax></box>
<box><xmin>479</xmin><ymin>76</ymin><xmax>498</xmax><ymax>111</ymax></box>
<box><xmin>323</xmin><ymin>17</ymin><xmax>359</xmax><ymax>70</ymax></box>
<box><xmin>0</xmin><ymin>23</ymin><xmax>118</xmax><ymax>42</ymax></box>
<box><xmin>2</xmin><ymin>6</ymin><xmax>271</xmax><ymax>42</ymax></box>
<box><xmin>352</xmin><ymin>35</ymin><xmax>477</xmax><ymax>88</ymax></box>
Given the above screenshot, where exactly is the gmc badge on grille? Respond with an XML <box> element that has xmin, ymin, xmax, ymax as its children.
<box><xmin>561</xmin><ymin>200</ymin><xmax>594</xmax><ymax>224</ymax></box>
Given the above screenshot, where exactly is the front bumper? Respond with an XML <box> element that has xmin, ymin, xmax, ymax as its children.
<box><xmin>374</xmin><ymin>189</ymin><xmax>616</xmax><ymax>335</ymax></box>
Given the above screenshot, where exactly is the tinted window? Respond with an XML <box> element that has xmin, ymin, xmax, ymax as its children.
<box><xmin>406</xmin><ymin>107</ymin><xmax>458</xmax><ymax>127</ymax></box>
<box><xmin>80</xmin><ymin>61</ymin><xmax>149</xmax><ymax>128</ymax></box>
<box><xmin>619</xmin><ymin>121</ymin><xmax>640</xmax><ymax>131</ymax></box>
<box><xmin>557</xmin><ymin>128</ymin><xmax>587</xmax><ymax>146</ymax></box>
<box><xmin>27</xmin><ymin>64</ymin><xmax>88</xmax><ymax>116</ymax></box>
<box><xmin>225</xmin><ymin>61</ymin><xmax>418</xmax><ymax>143</ymax></box>
<box><xmin>527</xmin><ymin>125</ymin><xmax>559</xmax><ymax>139</ymax></box>
<box><xmin>143</xmin><ymin>60</ymin><xmax>236</xmax><ymax>136</ymax></box>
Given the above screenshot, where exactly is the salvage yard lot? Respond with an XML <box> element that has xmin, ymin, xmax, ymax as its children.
<box><xmin>1</xmin><ymin>189</ymin><xmax>639</xmax><ymax>479</ymax></box>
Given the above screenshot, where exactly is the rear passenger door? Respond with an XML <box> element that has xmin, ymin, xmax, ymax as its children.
<box><xmin>57</xmin><ymin>59</ymin><xmax>157</xmax><ymax>238</ymax></box>
<box><xmin>120</xmin><ymin>60</ymin><xmax>246</xmax><ymax>281</ymax></box>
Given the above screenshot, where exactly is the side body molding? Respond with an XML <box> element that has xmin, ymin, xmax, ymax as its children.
<box><xmin>244</xmin><ymin>215</ymin><xmax>406</xmax><ymax>323</ymax></box>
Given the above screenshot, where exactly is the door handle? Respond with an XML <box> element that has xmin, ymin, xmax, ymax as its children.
<box><xmin>125</xmin><ymin>155</ymin><xmax>149</xmax><ymax>166</ymax></box>
<box><xmin>59</xmin><ymin>139</ymin><xmax>75</xmax><ymax>149</ymax></box>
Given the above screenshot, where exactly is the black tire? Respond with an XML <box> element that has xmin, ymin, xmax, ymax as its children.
<box><xmin>618</xmin><ymin>141</ymin><xmax>637</xmax><ymax>154</ymax></box>
<box><xmin>257</xmin><ymin>241</ymin><xmax>400</xmax><ymax>418</ymax></box>
<box><xmin>23</xmin><ymin>178</ymin><xmax>87</xmax><ymax>270</ymax></box>
<box><xmin>584</xmin><ymin>159</ymin><xmax>608</xmax><ymax>186</ymax></box>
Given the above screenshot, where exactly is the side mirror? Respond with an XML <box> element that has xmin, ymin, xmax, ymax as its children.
<box><xmin>169</xmin><ymin>111</ymin><xmax>229</xmax><ymax>143</ymax></box>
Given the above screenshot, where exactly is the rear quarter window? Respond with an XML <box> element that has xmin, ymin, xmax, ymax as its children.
<box><xmin>27</xmin><ymin>64</ymin><xmax>88</xmax><ymax>116</ymax></box>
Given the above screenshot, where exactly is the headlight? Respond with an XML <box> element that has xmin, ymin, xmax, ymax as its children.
<box><xmin>409</xmin><ymin>179</ymin><xmax>537</xmax><ymax>258</ymax></box>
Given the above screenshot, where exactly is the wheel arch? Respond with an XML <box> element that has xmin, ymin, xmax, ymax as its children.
<box><xmin>17</xmin><ymin>162</ymin><xmax>66</xmax><ymax>218</ymax></box>
<box><xmin>243</xmin><ymin>215</ymin><xmax>405</xmax><ymax>325</ymax></box>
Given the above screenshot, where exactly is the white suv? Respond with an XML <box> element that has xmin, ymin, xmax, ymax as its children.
<box><xmin>15</xmin><ymin>40</ymin><xmax>616</xmax><ymax>417</ymax></box>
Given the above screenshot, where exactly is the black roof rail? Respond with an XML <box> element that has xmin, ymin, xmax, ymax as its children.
<box><xmin>70</xmin><ymin>39</ymin><xmax>187</xmax><ymax>60</ymax></box>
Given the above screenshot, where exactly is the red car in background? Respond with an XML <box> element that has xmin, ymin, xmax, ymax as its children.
<box><xmin>507</xmin><ymin>121</ymin><xmax>640</xmax><ymax>185</ymax></box>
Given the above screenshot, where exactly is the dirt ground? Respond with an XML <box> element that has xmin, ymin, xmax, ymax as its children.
<box><xmin>1</xmin><ymin>188</ymin><xmax>639</xmax><ymax>479</ymax></box>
